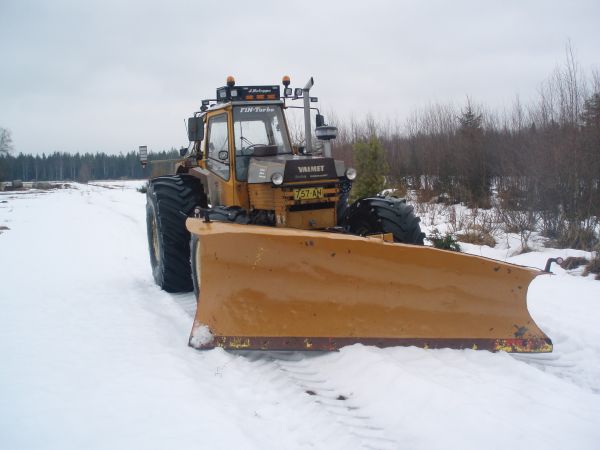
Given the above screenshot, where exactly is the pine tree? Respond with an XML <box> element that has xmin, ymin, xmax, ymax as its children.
<box><xmin>581</xmin><ymin>93</ymin><xmax>600</xmax><ymax>129</ymax></box>
<box><xmin>351</xmin><ymin>136</ymin><xmax>389</xmax><ymax>200</ymax></box>
<box><xmin>457</xmin><ymin>103</ymin><xmax>489</xmax><ymax>206</ymax></box>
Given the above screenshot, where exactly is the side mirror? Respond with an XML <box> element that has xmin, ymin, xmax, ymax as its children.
<box><xmin>179</xmin><ymin>147</ymin><xmax>187</xmax><ymax>157</ymax></box>
<box><xmin>188</xmin><ymin>117</ymin><xmax>204</xmax><ymax>142</ymax></box>
<box><xmin>315</xmin><ymin>114</ymin><xmax>325</xmax><ymax>127</ymax></box>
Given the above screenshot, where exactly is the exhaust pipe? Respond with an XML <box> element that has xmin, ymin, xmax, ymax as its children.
<box><xmin>303</xmin><ymin>77</ymin><xmax>314</xmax><ymax>154</ymax></box>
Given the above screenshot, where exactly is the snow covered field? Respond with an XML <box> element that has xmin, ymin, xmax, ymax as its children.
<box><xmin>1</xmin><ymin>181</ymin><xmax>599</xmax><ymax>450</ymax></box>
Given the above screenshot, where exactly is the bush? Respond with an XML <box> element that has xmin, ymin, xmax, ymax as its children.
<box><xmin>496</xmin><ymin>208</ymin><xmax>537</xmax><ymax>252</ymax></box>
<box><xmin>137</xmin><ymin>182</ymin><xmax>148</xmax><ymax>194</ymax></box>
<box><xmin>553</xmin><ymin>222</ymin><xmax>598</xmax><ymax>251</ymax></box>
<box><xmin>428</xmin><ymin>228</ymin><xmax>461</xmax><ymax>252</ymax></box>
<box><xmin>560</xmin><ymin>256</ymin><xmax>589</xmax><ymax>270</ymax></box>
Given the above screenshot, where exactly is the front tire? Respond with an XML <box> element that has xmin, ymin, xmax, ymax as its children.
<box><xmin>342</xmin><ymin>196</ymin><xmax>425</xmax><ymax>245</ymax></box>
<box><xmin>146</xmin><ymin>175</ymin><xmax>205</xmax><ymax>292</ymax></box>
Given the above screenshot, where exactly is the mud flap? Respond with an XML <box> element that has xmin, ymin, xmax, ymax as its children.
<box><xmin>186</xmin><ymin>219</ymin><xmax>552</xmax><ymax>353</ymax></box>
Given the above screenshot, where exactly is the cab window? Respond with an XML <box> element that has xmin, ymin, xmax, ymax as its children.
<box><xmin>206</xmin><ymin>113</ymin><xmax>230</xmax><ymax>180</ymax></box>
<box><xmin>232</xmin><ymin>105</ymin><xmax>291</xmax><ymax>180</ymax></box>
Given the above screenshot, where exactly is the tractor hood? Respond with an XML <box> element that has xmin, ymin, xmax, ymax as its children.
<box><xmin>247</xmin><ymin>154</ymin><xmax>346</xmax><ymax>184</ymax></box>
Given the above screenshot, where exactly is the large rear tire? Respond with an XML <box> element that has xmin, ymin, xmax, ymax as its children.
<box><xmin>146</xmin><ymin>175</ymin><xmax>206</xmax><ymax>292</ymax></box>
<box><xmin>342</xmin><ymin>196</ymin><xmax>425</xmax><ymax>245</ymax></box>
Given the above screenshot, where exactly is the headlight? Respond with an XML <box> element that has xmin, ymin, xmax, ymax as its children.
<box><xmin>271</xmin><ymin>173</ymin><xmax>284</xmax><ymax>185</ymax></box>
<box><xmin>345</xmin><ymin>168</ymin><xmax>357</xmax><ymax>180</ymax></box>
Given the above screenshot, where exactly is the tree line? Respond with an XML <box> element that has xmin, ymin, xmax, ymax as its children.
<box><xmin>0</xmin><ymin>149</ymin><xmax>180</xmax><ymax>183</ymax></box>
<box><xmin>1</xmin><ymin>47</ymin><xmax>598</xmax><ymax>250</ymax></box>
<box><xmin>335</xmin><ymin>49</ymin><xmax>600</xmax><ymax>250</ymax></box>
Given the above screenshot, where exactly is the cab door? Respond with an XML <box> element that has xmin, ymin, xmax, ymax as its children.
<box><xmin>204</xmin><ymin>111</ymin><xmax>235</xmax><ymax>206</ymax></box>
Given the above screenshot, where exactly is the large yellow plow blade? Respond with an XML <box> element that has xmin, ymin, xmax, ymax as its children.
<box><xmin>186</xmin><ymin>219</ymin><xmax>552</xmax><ymax>353</ymax></box>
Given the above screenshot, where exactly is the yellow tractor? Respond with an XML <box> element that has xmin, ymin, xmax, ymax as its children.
<box><xmin>143</xmin><ymin>76</ymin><xmax>552</xmax><ymax>353</ymax></box>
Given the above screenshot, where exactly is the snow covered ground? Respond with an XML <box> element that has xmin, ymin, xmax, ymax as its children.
<box><xmin>1</xmin><ymin>181</ymin><xmax>599</xmax><ymax>450</ymax></box>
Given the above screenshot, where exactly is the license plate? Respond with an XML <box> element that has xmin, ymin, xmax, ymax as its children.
<box><xmin>293</xmin><ymin>187</ymin><xmax>324</xmax><ymax>200</ymax></box>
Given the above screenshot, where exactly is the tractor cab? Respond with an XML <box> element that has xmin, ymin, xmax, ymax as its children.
<box><xmin>181</xmin><ymin>76</ymin><xmax>355</xmax><ymax>229</ymax></box>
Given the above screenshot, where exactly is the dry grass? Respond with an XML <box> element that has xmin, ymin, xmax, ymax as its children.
<box><xmin>415</xmin><ymin>187</ymin><xmax>437</xmax><ymax>204</ymax></box>
<box><xmin>583</xmin><ymin>256</ymin><xmax>600</xmax><ymax>280</ymax></box>
<box><xmin>456</xmin><ymin>226</ymin><xmax>497</xmax><ymax>247</ymax></box>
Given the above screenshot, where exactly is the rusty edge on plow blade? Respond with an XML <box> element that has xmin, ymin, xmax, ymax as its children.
<box><xmin>186</xmin><ymin>220</ymin><xmax>553</xmax><ymax>354</ymax></box>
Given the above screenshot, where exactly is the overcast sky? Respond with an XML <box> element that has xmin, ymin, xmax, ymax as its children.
<box><xmin>1</xmin><ymin>0</ymin><xmax>599</xmax><ymax>155</ymax></box>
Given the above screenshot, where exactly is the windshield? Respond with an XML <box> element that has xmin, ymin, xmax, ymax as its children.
<box><xmin>232</xmin><ymin>105</ymin><xmax>291</xmax><ymax>180</ymax></box>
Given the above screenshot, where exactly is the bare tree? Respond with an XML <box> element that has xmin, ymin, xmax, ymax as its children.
<box><xmin>0</xmin><ymin>128</ymin><xmax>13</xmax><ymax>155</ymax></box>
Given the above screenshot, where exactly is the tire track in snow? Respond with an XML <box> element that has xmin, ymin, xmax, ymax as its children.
<box><xmin>265</xmin><ymin>352</ymin><xmax>398</xmax><ymax>450</ymax></box>
<box><xmin>87</xmin><ymin>184</ymin><xmax>144</xmax><ymax>226</ymax></box>
<box><xmin>172</xmin><ymin>291</ymin><xmax>397</xmax><ymax>449</ymax></box>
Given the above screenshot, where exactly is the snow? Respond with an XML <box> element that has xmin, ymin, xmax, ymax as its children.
<box><xmin>189</xmin><ymin>323</ymin><xmax>213</xmax><ymax>348</ymax></box>
<box><xmin>1</xmin><ymin>181</ymin><xmax>600</xmax><ymax>450</ymax></box>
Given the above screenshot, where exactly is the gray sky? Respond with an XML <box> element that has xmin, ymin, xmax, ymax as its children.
<box><xmin>1</xmin><ymin>0</ymin><xmax>599</xmax><ymax>154</ymax></box>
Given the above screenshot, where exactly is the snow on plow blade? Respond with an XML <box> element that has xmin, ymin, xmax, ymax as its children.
<box><xmin>186</xmin><ymin>219</ymin><xmax>552</xmax><ymax>353</ymax></box>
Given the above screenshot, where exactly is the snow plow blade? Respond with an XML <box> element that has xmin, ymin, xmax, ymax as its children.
<box><xmin>186</xmin><ymin>219</ymin><xmax>552</xmax><ymax>353</ymax></box>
